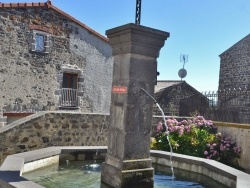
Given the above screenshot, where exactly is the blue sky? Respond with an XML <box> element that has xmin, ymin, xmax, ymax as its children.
<box><xmin>2</xmin><ymin>0</ymin><xmax>250</xmax><ymax>91</ymax></box>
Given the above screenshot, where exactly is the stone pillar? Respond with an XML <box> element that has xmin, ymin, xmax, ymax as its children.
<box><xmin>0</xmin><ymin>108</ymin><xmax>7</xmax><ymax>127</ymax></box>
<box><xmin>101</xmin><ymin>23</ymin><xmax>169</xmax><ymax>188</ymax></box>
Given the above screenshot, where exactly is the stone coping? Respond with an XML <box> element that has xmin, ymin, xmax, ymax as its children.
<box><xmin>214</xmin><ymin>121</ymin><xmax>250</xmax><ymax>129</ymax></box>
<box><xmin>0</xmin><ymin>147</ymin><xmax>250</xmax><ymax>188</ymax></box>
<box><xmin>0</xmin><ymin>146</ymin><xmax>107</xmax><ymax>188</ymax></box>
<box><xmin>0</xmin><ymin>111</ymin><xmax>109</xmax><ymax>134</ymax></box>
<box><xmin>150</xmin><ymin>150</ymin><xmax>250</xmax><ymax>188</ymax></box>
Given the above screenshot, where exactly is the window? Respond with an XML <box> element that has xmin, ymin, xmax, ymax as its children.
<box><xmin>61</xmin><ymin>73</ymin><xmax>78</xmax><ymax>107</ymax></box>
<box><xmin>62</xmin><ymin>73</ymin><xmax>78</xmax><ymax>89</ymax></box>
<box><xmin>30</xmin><ymin>30</ymin><xmax>52</xmax><ymax>53</ymax></box>
<box><xmin>35</xmin><ymin>33</ymin><xmax>45</xmax><ymax>52</ymax></box>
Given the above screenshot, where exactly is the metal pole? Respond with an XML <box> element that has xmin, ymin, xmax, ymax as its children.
<box><xmin>135</xmin><ymin>0</ymin><xmax>141</xmax><ymax>25</ymax></box>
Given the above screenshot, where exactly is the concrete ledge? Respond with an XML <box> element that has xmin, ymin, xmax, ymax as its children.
<box><xmin>150</xmin><ymin>150</ymin><xmax>250</xmax><ymax>188</ymax></box>
<box><xmin>0</xmin><ymin>146</ymin><xmax>107</xmax><ymax>188</ymax></box>
<box><xmin>214</xmin><ymin>121</ymin><xmax>250</xmax><ymax>129</ymax></box>
<box><xmin>1</xmin><ymin>147</ymin><xmax>250</xmax><ymax>188</ymax></box>
<box><xmin>22</xmin><ymin>156</ymin><xmax>59</xmax><ymax>173</ymax></box>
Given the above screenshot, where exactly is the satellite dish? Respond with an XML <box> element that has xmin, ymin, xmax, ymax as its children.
<box><xmin>178</xmin><ymin>68</ymin><xmax>187</xmax><ymax>79</ymax></box>
<box><xmin>179</xmin><ymin>54</ymin><xmax>188</xmax><ymax>80</ymax></box>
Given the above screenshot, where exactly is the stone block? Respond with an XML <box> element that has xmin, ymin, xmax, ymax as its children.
<box><xmin>101</xmin><ymin>162</ymin><xmax>154</xmax><ymax>188</ymax></box>
<box><xmin>78</xmin><ymin>76</ymin><xmax>84</xmax><ymax>82</ymax></box>
<box><xmin>0</xmin><ymin>117</ymin><xmax>7</xmax><ymax>122</ymax></box>
<box><xmin>122</xmin><ymin>158</ymin><xmax>152</xmax><ymax>170</ymax></box>
<box><xmin>123</xmin><ymin>132</ymin><xmax>151</xmax><ymax>159</ymax></box>
<box><xmin>109</xmin><ymin>105</ymin><xmax>125</xmax><ymax>130</ymax></box>
<box><xmin>106</xmin><ymin>23</ymin><xmax>169</xmax><ymax>58</ymax></box>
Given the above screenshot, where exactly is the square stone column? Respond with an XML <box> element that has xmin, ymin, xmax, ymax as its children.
<box><xmin>0</xmin><ymin>106</ymin><xmax>7</xmax><ymax>127</ymax></box>
<box><xmin>101</xmin><ymin>23</ymin><xmax>169</xmax><ymax>188</ymax></box>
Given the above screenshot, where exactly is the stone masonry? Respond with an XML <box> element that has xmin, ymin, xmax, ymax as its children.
<box><xmin>219</xmin><ymin>34</ymin><xmax>250</xmax><ymax>123</ymax></box>
<box><xmin>0</xmin><ymin>2</ymin><xmax>113</xmax><ymax>114</ymax></box>
<box><xmin>0</xmin><ymin>112</ymin><xmax>250</xmax><ymax>172</ymax></box>
<box><xmin>154</xmin><ymin>81</ymin><xmax>208</xmax><ymax>117</ymax></box>
<box><xmin>0</xmin><ymin>111</ymin><xmax>109</xmax><ymax>164</ymax></box>
<box><xmin>101</xmin><ymin>23</ymin><xmax>169</xmax><ymax>188</ymax></box>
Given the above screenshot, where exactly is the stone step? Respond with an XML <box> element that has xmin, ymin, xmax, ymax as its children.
<box><xmin>121</xmin><ymin>167</ymin><xmax>154</xmax><ymax>187</ymax></box>
<box><xmin>122</xmin><ymin>158</ymin><xmax>152</xmax><ymax>170</ymax></box>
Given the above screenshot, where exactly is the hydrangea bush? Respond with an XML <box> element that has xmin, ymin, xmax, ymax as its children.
<box><xmin>151</xmin><ymin>116</ymin><xmax>242</xmax><ymax>169</ymax></box>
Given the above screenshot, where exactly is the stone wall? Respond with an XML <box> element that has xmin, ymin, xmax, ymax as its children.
<box><xmin>154</xmin><ymin>82</ymin><xmax>208</xmax><ymax>116</ymax></box>
<box><xmin>1</xmin><ymin>112</ymin><xmax>250</xmax><ymax>172</ymax></box>
<box><xmin>219</xmin><ymin>35</ymin><xmax>250</xmax><ymax>123</ymax></box>
<box><xmin>0</xmin><ymin>111</ymin><xmax>109</xmax><ymax>164</ymax></box>
<box><xmin>0</xmin><ymin>6</ymin><xmax>113</xmax><ymax>114</ymax></box>
<box><xmin>216</xmin><ymin>121</ymin><xmax>250</xmax><ymax>173</ymax></box>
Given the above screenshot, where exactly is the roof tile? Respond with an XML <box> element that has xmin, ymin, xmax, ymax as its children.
<box><xmin>0</xmin><ymin>1</ymin><xmax>108</xmax><ymax>42</ymax></box>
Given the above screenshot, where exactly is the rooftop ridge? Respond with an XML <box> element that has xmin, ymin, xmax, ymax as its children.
<box><xmin>157</xmin><ymin>80</ymin><xmax>183</xmax><ymax>82</ymax></box>
<box><xmin>0</xmin><ymin>1</ymin><xmax>109</xmax><ymax>43</ymax></box>
<box><xmin>219</xmin><ymin>33</ymin><xmax>250</xmax><ymax>57</ymax></box>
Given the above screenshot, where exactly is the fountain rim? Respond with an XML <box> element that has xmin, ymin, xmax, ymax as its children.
<box><xmin>0</xmin><ymin>146</ymin><xmax>249</xmax><ymax>188</ymax></box>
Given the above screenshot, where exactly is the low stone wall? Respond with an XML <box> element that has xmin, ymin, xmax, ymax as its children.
<box><xmin>215</xmin><ymin>121</ymin><xmax>250</xmax><ymax>173</ymax></box>
<box><xmin>0</xmin><ymin>111</ymin><xmax>109</xmax><ymax>164</ymax></box>
<box><xmin>0</xmin><ymin>112</ymin><xmax>250</xmax><ymax>173</ymax></box>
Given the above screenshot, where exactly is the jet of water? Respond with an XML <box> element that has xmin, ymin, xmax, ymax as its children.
<box><xmin>141</xmin><ymin>88</ymin><xmax>175</xmax><ymax>179</ymax></box>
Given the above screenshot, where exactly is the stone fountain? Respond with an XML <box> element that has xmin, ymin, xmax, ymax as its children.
<box><xmin>101</xmin><ymin>23</ymin><xmax>169</xmax><ymax>188</ymax></box>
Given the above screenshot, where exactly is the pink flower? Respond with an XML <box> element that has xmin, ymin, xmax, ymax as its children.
<box><xmin>156</xmin><ymin>122</ymin><xmax>163</xmax><ymax>132</ymax></box>
<box><xmin>204</xmin><ymin>151</ymin><xmax>208</xmax><ymax>155</ymax></box>
<box><xmin>220</xmin><ymin>144</ymin><xmax>224</xmax><ymax>151</ymax></box>
<box><xmin>164</xmin><ymin>131</ymin><xmax>169</xmax><ymax>136</ymax></box>
<box><xmin>237</xmin><ymin>146</ymin><xmax>241</xmax><ymax>153</ymax></box>
<box><xmin>185</xmin><ymin>126</ymin><xmax>191</xmax><ymax>133</ymax></box>
<box><xmin>197</xmin><ymin>122</ymin><xmax>202</xmax><ymax>127</ymax></box>
<box><xmin>178</xmin><ymin>129</ymin><xmax>184</xmax><ymax>136</ymax></box>
<box><xmin>233</xmin><ymin>146</ymin><xmax>241</xmax><ymax>153</ymax></box>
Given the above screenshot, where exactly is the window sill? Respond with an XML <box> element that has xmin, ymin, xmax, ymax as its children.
<box><xmin>58</xmin><ymin>106</ymin><xmax>80</xmax><ymax>110</ymax></box>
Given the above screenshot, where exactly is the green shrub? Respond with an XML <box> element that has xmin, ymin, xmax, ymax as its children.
<box><xmin>151</xmin><ymin>116</ymin><xmax>242</xmax><ymax>169</ymax></box>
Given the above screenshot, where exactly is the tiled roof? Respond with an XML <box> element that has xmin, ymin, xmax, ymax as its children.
<box><xmin>0</xmin><ymin>0</ymin><xmax>108</xmax><ymax>42</ymax></box>
<box><xmin>155</xmin><ymin>80</ymin><xmax>203</xmax><ymax>96</ymax></box>
<box><xmin>155</xmin><ymin>80</ymin><xmax>183</xmax><ymax>93</ymax></box>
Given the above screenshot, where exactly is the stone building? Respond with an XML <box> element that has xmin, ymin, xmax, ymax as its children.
<box><xmin>218</xmin><ymin>34</ymin><xmax>250</xmax><ymax>123</ymax></box>
<box><xmin>0</xmin><ymin>1</ymin><xmax>113</xmax><ymax>122</ymax></box>
<box><xmin>154</xmin><ymin>80</ymin><xmax>208</xmax><ymax>116</ymax></box>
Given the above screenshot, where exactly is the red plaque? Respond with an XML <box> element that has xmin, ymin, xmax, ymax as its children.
<box><xmin>112</xmin><ymin>86</ymin><xmax>127</xmax><ymax>93</ymax></box>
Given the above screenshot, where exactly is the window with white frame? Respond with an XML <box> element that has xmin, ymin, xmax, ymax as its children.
<box><xmin>30</xmin><ymin>30</ymin><xmax>52</xmax><ymax>53</ymax></box>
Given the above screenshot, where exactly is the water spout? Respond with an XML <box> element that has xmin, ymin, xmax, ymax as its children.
<box><xmin>141</xmin><ymin>88</ymin><xmax>175</xmax><ymax>179</ymax></box>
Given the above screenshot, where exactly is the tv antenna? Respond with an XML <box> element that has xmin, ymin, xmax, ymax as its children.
<box><xmin>178</xmin><ymin>54</ymin><xmax>188</xmax><ymax>81</ymax></box>
<box><xmin>135</xmin><ymin>0</ymin><xmax>142</xmax><ymax>25</ymax></box>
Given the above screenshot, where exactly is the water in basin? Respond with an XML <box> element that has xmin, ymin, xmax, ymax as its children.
<box><xmin>23</xmin><ymin>160</ymin><xmax>228</xmax><ymax>188</ymax></box>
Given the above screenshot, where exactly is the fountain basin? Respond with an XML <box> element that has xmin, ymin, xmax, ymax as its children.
<box><xmin>0</xmin><ymin>146</ymin><xmax>249</xmax><ymax>188</ymax></box>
